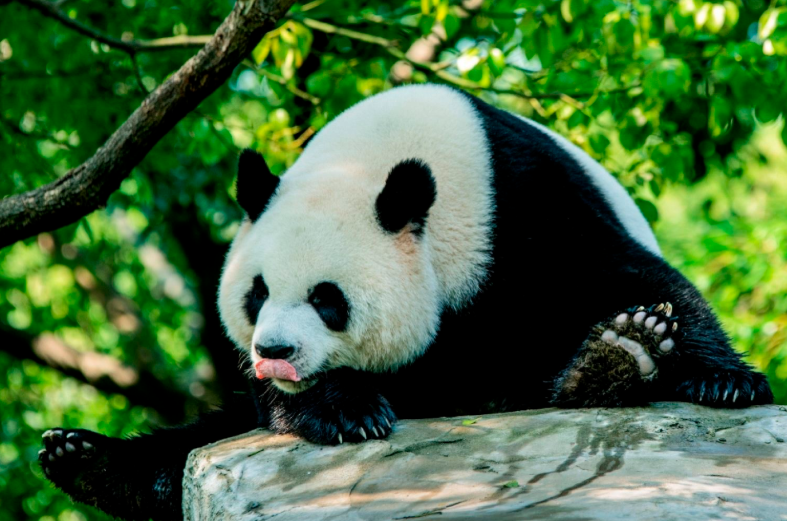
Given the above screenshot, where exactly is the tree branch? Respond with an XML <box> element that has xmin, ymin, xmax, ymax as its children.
<box><xmin>242</xmin><ymin>59</ymin><xmax>321</xmax><ymax>105</ymax></box>
<box><xmin>0</xmin><ymin>0</ymin><xmax>296</xmax><ymax>250</ymax></box>
<box><xmin>0</xmin><ymin>325</ymin><xmax>194</xmax><ymax>422</ymax></box>
<box><xmin>15</xmin><ymin>0</ymin><xmax>212</xmax><ymax>53</ymax></box>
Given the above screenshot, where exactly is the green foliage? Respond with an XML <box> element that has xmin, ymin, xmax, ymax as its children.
<box><xmin>1</xmin><ymin>0</ymin><xmax>786</xmax><ymax>519</ymax></box>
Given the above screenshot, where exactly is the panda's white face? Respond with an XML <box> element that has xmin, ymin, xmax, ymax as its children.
<box><xmin>219</xmin><ymin>168</ymin><xmax>442</xmax><ymax>393</ymax></box>
<box><xmin>220</xmin><ymin>84</ymin><xmax>499</xmax><ymax>393</ymax></box>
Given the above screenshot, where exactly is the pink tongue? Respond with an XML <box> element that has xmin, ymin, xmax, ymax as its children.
<box><xmin>254</xmin><ymin>359</ymin><xmax>300</xmax><ymax>382</ymax></box>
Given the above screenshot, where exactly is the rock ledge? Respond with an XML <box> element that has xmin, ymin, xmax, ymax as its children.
<box><xmin>183</xmin><ymin>403</ymin><xmax>787</xmax><ymax>520</ymax></box>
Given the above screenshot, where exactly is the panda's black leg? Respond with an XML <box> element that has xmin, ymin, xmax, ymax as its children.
<box><xmin>39</xmin><ymin>394</ymin><xmax>259</xmax><ymax>521</ymax></box>
<box><xmin>264</xmin><ymin>368</ymin><xmax>397</xmax><ymax>445</ymax></box>
<box><xmin>551</xmin><ymin>304</ymin><xmax>677</xmax><ymax>407</ymax></box>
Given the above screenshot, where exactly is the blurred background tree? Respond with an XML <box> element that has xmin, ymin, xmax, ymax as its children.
<box><xmin>1</xmin><ymin>0</ymin><xmax>786</xmax><ymax>519</ymax></box>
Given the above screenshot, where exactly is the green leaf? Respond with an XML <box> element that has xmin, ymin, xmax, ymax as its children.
<box><xmin>418</xmin><ymin>14</ymin><xmax>435</xmax><ymax>36</ymax></box>
<box><xmin>252</xmin><ymin>37</ymin><xmax>271</xmax><ymax>65</ymax></box>
<box><xmin>561</xmin><ymin>0</ymin><xmax>588</xmax><ymax>24</ymax></box>
<box><xmin>443</xmin><ymin>13</ymin><xmax>460</xmax><ymax>40</ymax></box>
<box><xmin>635</xmin><ymin>198</ymin><xmax>659</xmax><ymax>224</ymax></box>
<box><xmin>502</xmin><ymin>481</ymin><xmax>520</xmax><ymax>488</ymax></box>
<box><xmin>489</xmin><ymin>48</ymin><xmax>506</xmax><ymax>76</ymax></box>
<box><xmin>462</xmin><ymin>417</ymin><xmax>481</xmax><ymax>425</ymax></box>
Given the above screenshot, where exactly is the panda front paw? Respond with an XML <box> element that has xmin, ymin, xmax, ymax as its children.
<box><xmin>272</xmin><ymin>392</ymin><xmax>397</xmax><ymax>445</ymax></box>
<box><xmin>39</xmin><ymin>428</ymin><xmax>114</xmax><ymax>496</ymax></box>
<box><xmin>602</xmin><ymin>303</ymin><xmax>680</xmax><ymax>377</ymax></box>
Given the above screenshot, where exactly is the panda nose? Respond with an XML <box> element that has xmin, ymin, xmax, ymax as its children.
<box><xmin>255</xmin><ymin>344</ymin><xmax>296</xmax><ymax>360</ymax></box>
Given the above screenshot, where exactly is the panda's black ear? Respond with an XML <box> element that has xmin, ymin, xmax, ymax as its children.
<box><xmin>375</xmin><ymin>159</ymin><xmax>436</xmax><ymax>236</ymax></box>
<box><xmin>236</xmin><ymin>149</ymin><xmax>279</xmax><ymax>222</ymax></box>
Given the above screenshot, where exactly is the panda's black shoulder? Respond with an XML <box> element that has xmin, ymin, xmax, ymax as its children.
<box><xmin>456</xmin><ymin>91</ymin><xmax>581</xmax><ymax>173</ymax></box>
<box><xmin>453</xmin><ymin>90</ymin><xmax>645</xmax><ymax>251</ymax></box>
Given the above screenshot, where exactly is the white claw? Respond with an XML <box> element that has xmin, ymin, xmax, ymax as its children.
<box><xmin>655</xmin><ymin>303</ymin><xmax>665</xmax><ymax>312</ymax></box>
<box><xmin>82</xmin><ymin>441</ymin><xmax>93</xmax><ymax>450</ymax></box>
<box><xmin>38</xmin><ymin>449</ymin><xmax>46</xmax><ymax>457</ymax></box>
<box><xmin>751</xmin><ymin>392</ymin><xmax>755</xmax><ymax>402</ymax></box>
<box><xmin>65</xmin><ymin>443</ymin><xmax>76</xmax><ymax>453</ymax></box>
<box><xmin>637</xmin><ymin>306</ymin><xmax>645</xmax><ymax>311</ymax></box>
<box><xmin>723</xmin><ymin>389</ymin><xmax>729</xmax><ymax>401</ymax></box>
<box><xmin>43</xmin><ymin>429</ymin><xmax>61</xmax><ymax>440</ymax></box>
<box><xmin>45</xmin><ymin>468</ymin><xmax>51</xmax><ymax>476</ymax></box>
<box><xmin>698</xmin><ymin>389</ymin><xmax>704</xmax><ymax>402</ymax></box>
<box><xmin>359</xmin><ymin>428</ymin><xmax>367</xmax><ymax>440</ymax></box>
<box><xmin>338</xmin><ymin>433</ymin><xmax>343</xmax><ymax>444</ymax></box>
<box><xmin>385</xmin><ymin>418</ymin><xmax>392</xmax><ymax>428</ymax></box>
<box><xmin>48</xmin><ymin>454</ymin><xmax>56</xmax><ymax>462</ymax></box>
<box><xmin>672</xmin><ymin>322</ymin><xmax>678</xmax><ymax>332</ymax></box>
<box><xmin>66</xmin><ymin>432</ymin><xmax>77</xmax><ymax>439</ymax></box>
<box><xmin>615</xmin><ymin>313</ymin><xmax>628</xmax><ymax>325</ymax></box>
<box><xmin>665</xmin><ymin>303</ymin><xmax>673</xmax><ymax>317</ymax></box>
<box><xmin>733</xmin><ymin>389</ymin><xmax>739</xmax><ymax>403</ymax></box>
<box><xmin>372</xmin><ymin>426</ymin><xmax>379</xmax><ymax>437</ymax></box>
<box><xmin>634</xmin><ymin>312</ymin><xmax>647</xmax><ymax>324</ymax></box>
<box><xmin>654</xmin><ymin>322</ymin><xmax>667</xmax><ymax>335</ymax></box>
<box><xmin>645</xmin><ymin>316</ymin><xmax>658</xmax><ymax>329</ymax></box>
<box><xmin>55</xmin><ymin>447</ymin><xmax>64</xmax><ymax>457</ymax></box>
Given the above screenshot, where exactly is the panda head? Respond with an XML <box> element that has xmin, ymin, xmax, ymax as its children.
<box><xmin>219</xmin><ymin>149</ymin><xmax>441</xmax><ymax>393</ymax></box>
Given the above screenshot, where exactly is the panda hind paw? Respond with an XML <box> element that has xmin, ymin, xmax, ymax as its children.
<box><xmin>602</xmin><ymin>303</ymin><xmax>680</xmax><ymax>376</ymax></box>
<box><xmin>551</xmin><ymin>303</ymin><xmax>680</xmax><ymax>407</ymax></box>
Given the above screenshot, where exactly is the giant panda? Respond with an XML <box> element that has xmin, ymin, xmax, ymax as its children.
<box><xmin>39</xmin><ymin>84</ymin><xmax>772</xmax><ymax>521</ymax></box>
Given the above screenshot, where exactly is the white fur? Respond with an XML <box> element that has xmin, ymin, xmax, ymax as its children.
<box><xmin>219</xmin><ymin>85</ymin><xmax>495</xmax><ymax>385</ymax></box>
<box><xmin>515</xmin><ymin>117</ymin><xmax>661</xmax><ymax>256</ymax></box>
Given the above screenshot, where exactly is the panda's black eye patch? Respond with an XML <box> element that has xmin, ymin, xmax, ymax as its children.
<box><xmin>243</xmin><ymin>275</ymin><xmax>269</xmax><ymax>324</ymax></box>
<box><xmin>309</xmin><ymin>282</ymin><xmax>349</xmax><ymax>332</ymax></box>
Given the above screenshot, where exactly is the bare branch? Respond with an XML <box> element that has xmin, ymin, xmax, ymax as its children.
<box><xmin>481</xmin><ymin>83</ymin><xmax>643</xmax><ymax>101</ymax></box>
<box><xmin>0</xmin><ymin>0</ymin><xmax>297</xmax><ymax>249</ymax></box>
<box><xmin>15</xmin><ymin>0</ymin><xmax>212</xmax><ymax>53</ymax></box>
<box><xmin>242</xmin><ymin>59</ymin><xmax>321</xmax><ymax>105</ymax></box>
<box><xmin>0</xmin><ymin>325</ymin><xmax>195</xmax><ymax>422</ymax></box>
<box><xmin>297</xmin><ymin>16</ymin><xmax>398</xmax><ymax>48</ymax></box>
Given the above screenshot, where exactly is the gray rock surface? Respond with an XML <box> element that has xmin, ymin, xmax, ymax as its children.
<box><xmin>183</xmin><ymin>403</ymin><xmax>787</xmax><ymax>520</ymax></box>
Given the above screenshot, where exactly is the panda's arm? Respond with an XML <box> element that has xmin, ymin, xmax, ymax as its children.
<box><xmin>39</xmin><ymin>391</ymin><xmax>261</xmax><ymax>521</ymax></box>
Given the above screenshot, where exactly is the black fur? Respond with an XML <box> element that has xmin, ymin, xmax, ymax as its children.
<box><xmin>40</xmin><ymin>89</ymin><xmax>772</xmax><ymax>520</ymax></box>
<box><xmin>236</xmin><ymin>149</ymin><xmax>279</xmax><ymax>222</ymax></box>
<box><xmin>243</xmin><ymin>274</ymin><xmax>268</xmax><ymax>324</ymax></box>
<box><xmin>309</xmin><ymin>282</ymin><xmax>350</xmax><ymax>332</ymax></box>
<box><xmin>375</xmin><ymin>158</ymin><xmax>437</xmax><ymax>235</ymax></box>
